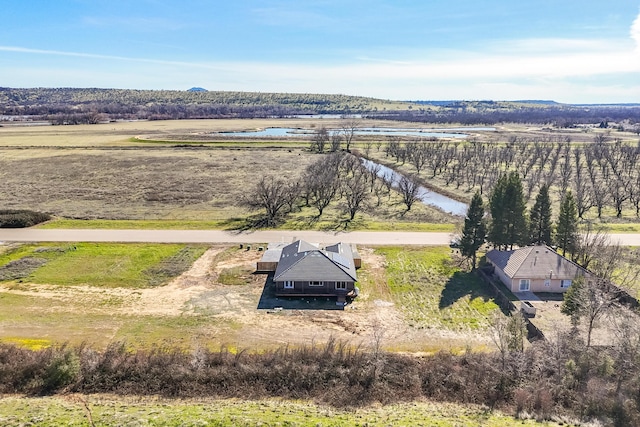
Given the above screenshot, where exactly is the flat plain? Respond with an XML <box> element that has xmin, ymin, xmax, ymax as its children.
<box><xmin>0</xmin><ymin>117</ymin><xmax>626</xmax><ymax>425</ymax></box>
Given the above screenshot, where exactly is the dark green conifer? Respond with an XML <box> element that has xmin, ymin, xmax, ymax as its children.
<box><xmin>529</xmin><ymin>184</ymin><xmax>553</xmax><ymax>245</ymax></box>
<box><xmin>460</xmin><ymin>191</ymin><xmax>486</xmax><ymax>268</ymax></box>
<box><xmin>556</xmin><ymin>191</ymin><xmax>579</xmax><ymax>256</ymax></box>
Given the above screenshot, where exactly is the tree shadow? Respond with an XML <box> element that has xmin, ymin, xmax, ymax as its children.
<box><xmin>256</xmin><ymin>273</ymin><xmax>346</xmax><ymax>311</ymax></box>
<box><xmin>318</xmin><ymin>217</ymin><xmax>362</xmax><ymax>232</ymax></box>
<box><xmin>286</xmin><ymin>215</ymin><xmax>321</xmax><ymax>230</ymax></box>
<box><xmin>438</xmin><ymin>271</ymin><xmax>506</xmax><ymax>314</ymax></box>
<box><xmin>220</xmin><ymin>214</ymin><xmax>283</xmax><ymax>232</ymax></box>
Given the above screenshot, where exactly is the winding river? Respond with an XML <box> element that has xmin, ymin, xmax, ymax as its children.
<box><xmin>361</xmin><ymin>159</ymin><xmax>468</xmax><ymax>216</ymax></box>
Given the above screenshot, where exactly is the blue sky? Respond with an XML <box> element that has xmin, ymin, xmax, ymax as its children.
<box><xmin>2</xmin><ymin>1</ymin><xmax>640</xmax><ymax>103</ymax></box>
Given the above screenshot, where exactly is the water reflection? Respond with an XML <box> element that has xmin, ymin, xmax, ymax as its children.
<box><xmin>217</xmin><ymin>126</ymin><xmax>494</xmax><ymax>138</ymax></box>
<box><xmin>361</xmin><ymin>159</ymin><xmax>468</xmax><ymax>216</ymax></box>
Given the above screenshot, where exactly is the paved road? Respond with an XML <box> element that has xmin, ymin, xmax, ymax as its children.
<box><xmin>0</xmin><ymin>229</ymin><xmax>454</xmax><ymax>245</ymax></box>
<box><xmin>1</xmin><ymin>229</ymin><xmax>639</xmax><ymax>246</ymax></box>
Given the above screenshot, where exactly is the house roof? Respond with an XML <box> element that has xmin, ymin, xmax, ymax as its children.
<box><xmin>274</xmin><ymin>240</ymin><xmax>357</xmax><ymax>282</ymax></box>
<box><xmin>259</xmin><ymin>242</ymin><xmax>289</xmax><ymax>264</ymax></box>
<box><xmin>486</xmin><ymin>245</ymin><xmax>589</xmax><ymax>280</ymax></box>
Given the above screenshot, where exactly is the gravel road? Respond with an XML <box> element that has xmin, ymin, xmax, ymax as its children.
<box><xmin>1</xmin><ymin>229</ymin><xmax>639</xmax><ymax>246</ymax></box>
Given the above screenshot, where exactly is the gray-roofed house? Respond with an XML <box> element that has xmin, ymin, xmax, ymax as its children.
<box><xmin>258</xmin><ymin>240</ymin><xmax>359</xmax><ymax>303</ymax></box>
<box><xmin>485</xmin><ymin>245</ymin><xmax>590</xmax><ymax>293</ymax></box>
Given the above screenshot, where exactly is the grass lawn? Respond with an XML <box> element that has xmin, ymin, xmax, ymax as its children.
<box><xmin>0</xmin><ymin>290</ymin><xmax>231</xmax><ymax>350</ymax></box>
<box><xmin>0</xmin><ymin>396</ymin><xmax>568</xmax><ymax>427</ymax></box>
<box><xmin>377</xmin><ymin>246</ymin><xmax>501</xmax><ymax>331</ymax></box>
<box><xmin>0</xmin><ymin>243</ymin><xmax>207</xmax><ymax>288</ymax></box>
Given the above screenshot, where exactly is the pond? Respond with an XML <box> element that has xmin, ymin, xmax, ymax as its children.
<box><xmin>361</xmin><ymin>159</ymin><xmax>468</xmax><ymax>216</ymax></box>
<box><xmin>215</xmin><ymin>126</ymin><xmax>495</xmax><ymax>138</ymax></box>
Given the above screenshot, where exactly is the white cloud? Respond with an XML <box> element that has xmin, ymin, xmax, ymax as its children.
<box><xmin>632</xmin><ymin>11</ymin><xmax>640</xmax><ymax>49</ymax></box>
<box><xmin>4</xmin><ymin>10</ymin><xmax>640</xmax><ymax>104</ymax></box>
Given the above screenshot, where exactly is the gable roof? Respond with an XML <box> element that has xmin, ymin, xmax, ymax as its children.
<box><xmin>486</xmin><ymin>245</ymin><xmax>589</xmax><ymax>280</ymax></box>
<box><xmin>274</xmin><ymin>240</ymin><xmax>357</xmax><ymax>282</ymax></box>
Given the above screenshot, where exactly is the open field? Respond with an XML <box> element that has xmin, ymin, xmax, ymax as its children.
<box><xmin>2</xmin><ymin>117</ymin><xmax>634</xmax><ymax>148</ymax></box>
<box><xmin>0</xmin><ymin>395</ymin><xmax>571</xmax><ymax>427</ymax></box>
<box><xmin>0</xmin><ymin>243</ymin><xmax>498</xmax><ymax>352</ymax></box>
<box><xmin>3</xmin><ymin>118</ymin><xmax>639</xmax><ymax>230</ymax></box>
<box><xmin>0</xmin><ymin>146</ymin><xmax>456</xmax><ymax>228</ymax></box>
<box><xmin>0</xmin><ymin>118</ymin><xmax>494</xmax><ymax>147</ymax></box>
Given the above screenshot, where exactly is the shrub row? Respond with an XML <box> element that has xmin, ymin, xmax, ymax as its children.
<box><xmin>0</xmin><ymin>210</ymin><xmax>51</xmax><ymax>228</ymax></box>
<box><xmin>0</xmin><ymin>335</ymin><xmax>639</xmax><ymax>424</ymax></box>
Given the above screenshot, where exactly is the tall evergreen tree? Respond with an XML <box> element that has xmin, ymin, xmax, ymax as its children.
<box><xmin>556</xmin><ymin>191</ymin><xmax>579</xmax><ymax>256</ymax></box>
<box><xmin>529</xmin><ymin>184</ymin><xmax>553</xmax><ymax>245</ymax></box>
<box><xmin>489</xmin><ymin>172</ymin><xmax>528</xmax><ymax>250</ymax></box>
<box><xmin>460</xmin><ymin>191</ymin><xmax>486</xmax><ymax>268</ymax></box>
<box><xmin>488</xmin><ymin>173</ymin><xmax>508</xmax><ymax>249</ymax></box>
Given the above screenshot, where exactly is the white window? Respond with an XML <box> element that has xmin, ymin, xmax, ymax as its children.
<box><xmin>561</xmin><ymin>279</ymin><xmax>572</xmax><ymax>288</ymax></box>
<box><xmin>309</xmin><ymin>281</ymin><xmax>324</xmax><ymax>287</ymax></box>
<box><xmin>519</xmin><ymin>279</ymin><xmax>530</xmax><ymax>291</ymax></box>
<box><xmin>544</xmin><ymin>279</ymin><xmax>551</xmax><ymax>287</ymax></box>
<box><xmin>283</xmin><ymin>281</ymin><xmax>294</xmax><ymax>289</ymax></box>
<box><xmin>336</xmin><ymin>281</ymin><xmax>347</xmax><ymax>290</ymax></box>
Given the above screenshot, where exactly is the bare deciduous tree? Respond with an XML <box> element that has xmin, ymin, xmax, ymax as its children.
<box><xmin>397</xmin><ymin>174</ymin><xmax>422</xmax><ymax>212</ymax></box>
<box><xmin>303</xmin><ymin>153</ymin><xmax>343</xmax><ymax>217</ymax></box>
<box><xmin>341</xmin><ymin>118</ymin><xmax>360</xmax><ymax>152</ymax></box>
<box><xmin>242</xmin><ymin>176</ymin><xmax>290</xmax><ymax>226</ymax></box>
<box><xmin>330</xmin><ymin>131</ymin><xmax>342</xmax><ymax>152</ymax></box>
<box><xmin>561</xmin><ymin>276</ymin><xmax>617</xmax><ymax>348</ymax></box>
<box><xmin>310</xmin><ymin>126</ymin><xmax>329</xmax><ymax>153</ymax></box>
<box><xmin>341</xmin><ymin>165</ymin><xmax>369</xmax><ymax>221</ymax></box>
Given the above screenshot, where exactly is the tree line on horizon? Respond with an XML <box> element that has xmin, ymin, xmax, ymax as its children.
<box><xmin>0</xmin><ymin>87</ymin><xmax>398</xmax><ymax>121</ymax></box>
<box><xmin>2</xmin><ymin>87</ymin><xmax>640</xmax><ymax>126</ymax></box>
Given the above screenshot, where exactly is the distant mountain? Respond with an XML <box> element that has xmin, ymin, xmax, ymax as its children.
<box><xmin>187</xmin><ymin>87</ymin><xmax>208</xmax><ymax>92</ymax></box>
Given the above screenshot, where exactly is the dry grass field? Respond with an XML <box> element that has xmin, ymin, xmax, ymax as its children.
<box><xmin>0</xmin><ymin>146</ymin><xmax>454</xmax><ymax>227</ymax></box>
<box><xmin>0</xmin><ymin>147</ymin><xmax>315</xmax><ymax>220</ymax></box>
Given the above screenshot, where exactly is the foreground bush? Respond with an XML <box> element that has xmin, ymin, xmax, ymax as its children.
<box><xmin>0</xmin><ymin>336</ymin><xmax>638</xmax><ymax>425</ymax></box>
<box><xmin>0</xmin><ymin>210</ymin><xmax>51</xmax><ymax>228</ymax></box>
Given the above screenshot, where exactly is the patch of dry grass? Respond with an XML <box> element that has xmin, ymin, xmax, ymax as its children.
<box><xmin>0</xmin><ymin>148</ymin><xmax>315</xmax><ymax>220</ymax></box>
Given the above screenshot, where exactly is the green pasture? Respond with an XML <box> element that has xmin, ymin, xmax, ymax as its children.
<box><xmin>377</xmin><ymin>246</ymin><xmax>500</xmax><ymax>331</ymax></box>
<box><xmin>0</xmin><ymin>243</ymin><xmax>206</xmax><ymax>288</ymax></box>
<box><xmin>0</xmin><ymin>396</ymin><xmax>569</xmax><ymax>427</ymax></box>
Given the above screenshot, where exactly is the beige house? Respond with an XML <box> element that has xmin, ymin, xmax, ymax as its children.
<box><xmin>485</xmin><ymin>245</ymin><xmax>590</xmax><ymax>293</ymax></box>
